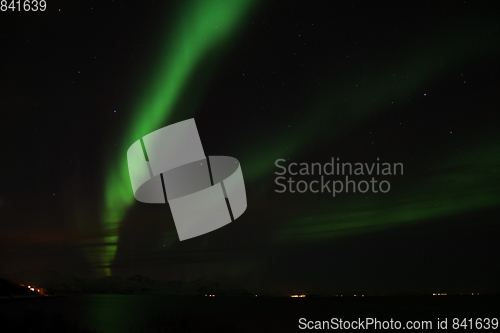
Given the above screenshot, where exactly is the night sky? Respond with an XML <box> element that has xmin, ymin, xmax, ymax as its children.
<box><xmin>1</xmin><ymin>0</ymin><xmax>499</xmax><ymax>295</ymax></box>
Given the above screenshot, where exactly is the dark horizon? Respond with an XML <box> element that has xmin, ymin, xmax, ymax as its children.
<box><xmin>2</xmin><ymin>269</ymin><xmax>499</xmax><ymax>298</ymax></box>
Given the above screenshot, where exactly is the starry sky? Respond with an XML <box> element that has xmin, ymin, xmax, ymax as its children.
<box><xmin>1</xmin><ymin>0</ymin><xmax>499</xmax><ymax>294</ymax></box>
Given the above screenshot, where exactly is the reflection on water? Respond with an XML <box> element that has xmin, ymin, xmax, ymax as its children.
<box><xmin>1</xmin><ymin>294</ymin><xmax>499</xmax><ymax>332</ymax></box>
<box><xmin>1</xmin><ymin>295</ymin><xmax>198</xmax><ymax>333</ymax></box>
<box><xmin>82</xmin><ymin>295</ymin><xmax>164</xmax><ymax>332</ymax></box>
<box><xmin>0</xmin><ymin>295</ymin><xmax>244</xmax><ymax>332</ymax></box>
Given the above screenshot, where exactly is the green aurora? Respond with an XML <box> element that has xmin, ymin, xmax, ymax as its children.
<box><xmin>98</xmin><ymin>0</ymin><xmax>260</xmax><ymax>275</ymax></box>
<box><xmin>277</xmin><ymin>141</ymin><xmax>500</xmax><ymax>242</ymax></box>
<box><xmin>94</xmin><ymin>3</ymin><xmax>499</xmax><ymax>276</ymax></box>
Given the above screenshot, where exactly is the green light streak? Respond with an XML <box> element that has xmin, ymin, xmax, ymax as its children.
<box><xmin>94</xmin><ymin>10</ymin><xmax>497</xmax><ymax>273</ymax></box>
<box><xmin>233</xmin><ymin>19</ymin><xmax>499</xmax><ymax>244</ymax></box>
<box><xmin>277</xmin><ymin>142</ymin><xmax>500</xmax><ymax>242</ymax></box>
<box><xmin>240</xmin><ymin>20</ymin><xmax>499</xmax><ymax>182</ymax></box>
<box><xmin>99</xmin><ymin>0</ymin><xmax>259</xmax><ymax>275</ymax></box>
